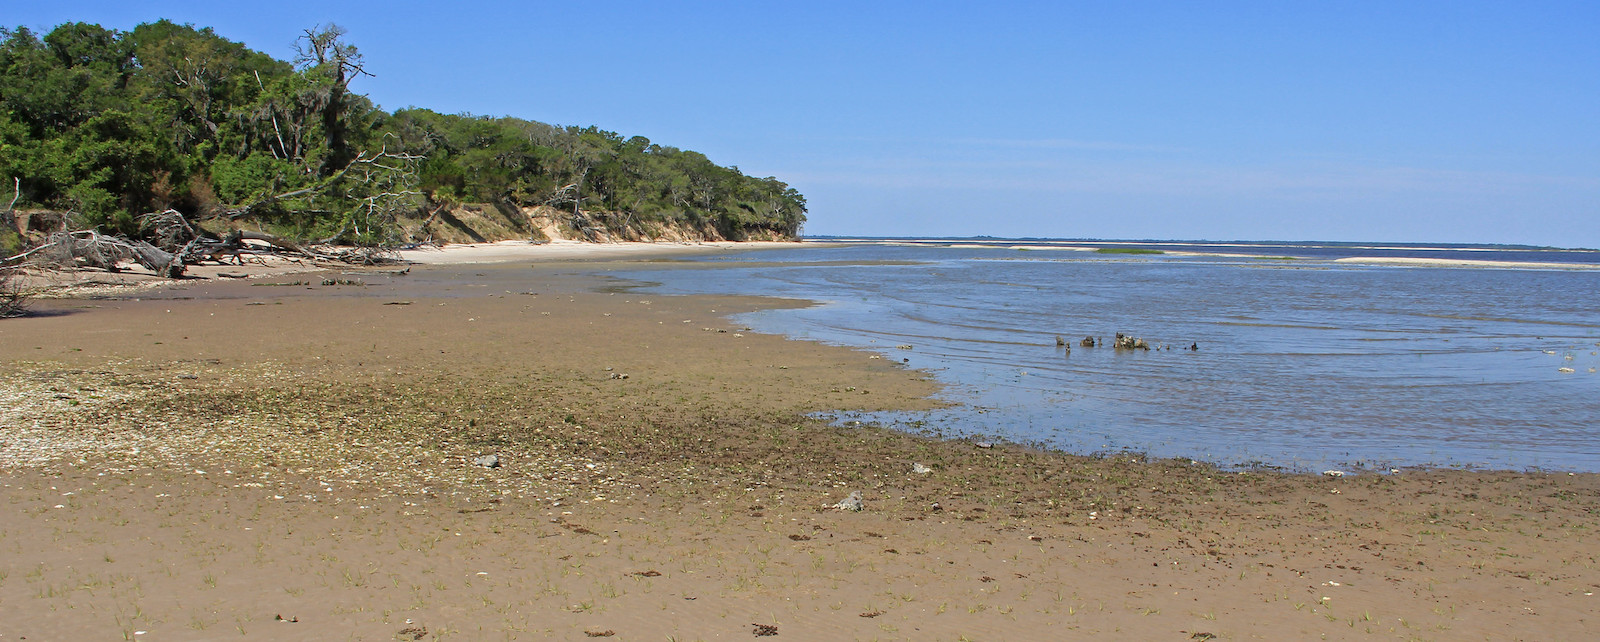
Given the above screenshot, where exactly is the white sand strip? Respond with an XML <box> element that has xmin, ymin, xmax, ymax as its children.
<box><xmin>1334</xmin><ymin>256</ymin><xmax>1600</xmax><ymax>269</ymax></box>
<box><xmin>396</xmin><ymin>240</ymin><xmax>808</xmax><ymax>265</ymax></box>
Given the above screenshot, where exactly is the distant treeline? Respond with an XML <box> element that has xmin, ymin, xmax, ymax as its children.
<box><xmin>0</xmin><ymin>20</ymin><xmax>805</xmax><ymax>247</ymax></box>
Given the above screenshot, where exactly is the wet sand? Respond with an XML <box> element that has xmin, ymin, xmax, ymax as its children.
<box><xmin>2</xmin><ymin>247</ymin><xmax>1599</xmax><ymax>640</ymax></box>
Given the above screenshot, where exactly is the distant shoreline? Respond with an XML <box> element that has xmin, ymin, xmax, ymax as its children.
<box><xmin>1332</xmin><ymin>255</ymin><xmax>1600</xmax><ymax>270</ymax></box>
<box><xmin>808</xmin><ymin>237</ymin><xmax>1600</xmax><ymax>269</ymax></box>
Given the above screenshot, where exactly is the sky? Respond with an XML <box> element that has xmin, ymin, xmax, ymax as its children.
<box><xmin>7</xmin><ymin>1</ymin><xmax>1599</xmax><ymax>247</ymax></box>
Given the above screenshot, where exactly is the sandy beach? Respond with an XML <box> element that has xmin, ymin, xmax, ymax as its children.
<box><xmin>3</xmin><ymin>242</ymin><xmax>1599</xmax><ymax>640</ymax></box>
<box><xmin>1333</xmin><ymin>256</ymin><xmax>1600</xmax><ymax>270</ymax></box>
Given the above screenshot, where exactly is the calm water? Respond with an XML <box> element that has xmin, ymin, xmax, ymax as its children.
<box><xmin>622</xmin><ymin>240</ymin><xmax>1600</xmax><ymax>472</ymax></box>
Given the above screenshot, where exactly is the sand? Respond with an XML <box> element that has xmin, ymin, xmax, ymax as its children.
<box><xmin>2</xmin><ymin>245</ymin><xmax>1599</xmax><ymax>640</ymax></box>
<box><xmin>395</xmin><ymin>240</ymin><xmax>815</xmax><ymax>265</ymax></box>
<box><xmin>1334</xmin><ymin>256</ymin><xmax>1600</xmax><ymax>270</ymax></box>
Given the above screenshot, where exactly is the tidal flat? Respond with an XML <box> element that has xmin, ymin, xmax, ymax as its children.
<box><xmin>2</xmin><ymin>251</ymin><xmax>1598</xmax><ymax>640</ymax></box>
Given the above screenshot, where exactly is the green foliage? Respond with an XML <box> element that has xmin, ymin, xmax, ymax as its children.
<box><xmin>382</xmin><ymin>111</ymin><xmax>805</xmax><ymax>238</ymax></box>
<box><xmin>209</xmin><ymin>153</ymin><xmax>297</xmax><ymax>204</ymax></box>
<box><xmin>0</xmin><ymin>227</ymin><xmax>21</xmax><ymax>257</ymax></box>
<box><xmin>0</xmin><ymin>20</ymin><xmax>805</xmax><ymax>243</ymax></box>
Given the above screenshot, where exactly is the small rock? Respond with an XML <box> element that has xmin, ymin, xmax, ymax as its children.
<box><xmin>473</xmin><ymin>454</ymin><xmax>501</xmax><ymax>469</ymax></box>
<box><xmin>975</xmin><ymin>441</ymin><xmax>993</xmax><ymax>449</ymax></box>
<box><xmin>912</xmin><ymin>463</ymin><xmax>933</xmax><ymax>475</ymax></box>
<box><xmin>832</xmin><ymin>491</ymin><xmax>864</xmax><ymax>512</ymax></box>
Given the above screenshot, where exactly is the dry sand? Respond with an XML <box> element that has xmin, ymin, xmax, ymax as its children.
<box><xmin>1333</xmin><ymin>256</ymin><xmax>1600</xmax><ymax>270</ymax></box>
<box><xmin>395</xmin><ymin>240</ymin><xmax>815</xmax><ymax>265</ymax></box>
<box><xmin>2</xmin><ymin>245</ymin><xmax>1598</xmax><ymax>640</ymax></box>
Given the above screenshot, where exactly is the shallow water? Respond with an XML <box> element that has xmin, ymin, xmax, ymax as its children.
<box><xmin>622</xmin><ymin>240</ymin><xmax>1600</xmax><ymax>472</ymax></box>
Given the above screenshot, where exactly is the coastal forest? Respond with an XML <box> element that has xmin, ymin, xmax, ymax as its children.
<box><xmin>0</xmin><ymin>20</ymin><xmax>807</xmax><ymax>258</ymax></box>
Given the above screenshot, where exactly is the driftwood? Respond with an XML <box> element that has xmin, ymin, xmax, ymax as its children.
<box><xmin>1</xmin><ymin>209</ymin><xmax>401</xmax><ymax>278</ymax></box>
<box><xmin>0</xmin><ymin>265</ymin><xmax>24</xmax><ymax>318</ymax></box>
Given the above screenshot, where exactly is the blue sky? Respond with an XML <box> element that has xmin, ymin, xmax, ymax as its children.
<box><xmin>9</xmin><ymin>1</ymin><xmax>1599</xmax><ymax>246</ymax></box>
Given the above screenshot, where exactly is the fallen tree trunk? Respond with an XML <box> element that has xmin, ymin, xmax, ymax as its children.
<box><xmin>3</xmin><ymin>209</ymin><xmax>402</xmax><ymax>278</ymax></box>
<box><xmin>128</xmin><ymin>239</ymin><xmax>185</xmax><ymax>278</ymax></box>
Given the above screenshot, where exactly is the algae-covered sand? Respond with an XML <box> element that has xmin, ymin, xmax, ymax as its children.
<box><xmin>2</xmin><ymin>246</ymin><xmax>1598</xmax><ymax>640</ymax></box>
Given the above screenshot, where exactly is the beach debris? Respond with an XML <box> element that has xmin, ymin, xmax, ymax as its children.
<box><xmin>1113</xmin><ymin>333</ymin><xmax>1150</xmax><ymax>350</ymax></box>
<box><xmin>397</xmin><ymin>625</ymin><xmax>429</xmax><ymax>640</ymax></box>
<box><xmin>472</xmin><ymin>454</ymin><xmax>501</xmax><ymax>468</ymax></box>
<box><xmin>1322</xmin><ymin>470</ymin><xmax>1345</xmax><ymax>477</ymax></box>
<box><xmin>1080</xmin><ymin>336</ymin><xmax>1096</xmax><ymax>347</ymax></box>
<box><xmin>274</xmin><ymin>614</ymin><xmax>299</xmax><ymax>623</ymax></box>
<box><xmin>974</xmin><ymin>441</ymin><xmax>994</xmax><ymax>449</ymax></box>
<box><xmin>1558</xmin><ymin>367</ymin><xmax>1575</xmax><ymax>373</ymax></box>
<box><xmin>931</xmin><ymin>502</ymin><xmax>943</xmax><ymax>511</ymax></box>
<box><xmin>609</xmin><ymin>372</ymin><xmax>630</xmax><ymax>380</ymax></box>
<box><xmin>831</xmin><ymin>490</ymin><xmax>864</xmax><ymax>512</ymax></box>
<box><xmin>896</xmin><ymin>344</ymin><xmax>913</xmax><ymax>350</ymax></box>
<box><xmin>1543</xmin><ymin>350</ymin><xmax>1557</xmax><ymax>355</ymax></box>
<box><xmin>752</xmin><ymin>622</ymin><xmax>779</xmax><ymax>637</ymax></box>
<box><xmin>912</xmin><ymin>463</ymin><xmax>933</xmax><ymax>475</ymax></box>
<box><xmin>584</xmin><ymin>630</ymin><xmax>616</xmax><ymax>638</ymax></box>
<box><xmin>860</xmin><ymin>609</ymin><xmax>885</xmax><ymax>618</ymax></box>
<box><xmin>383</xmin><ymin>301</ymin><xmax>412</xmax><ymax>305</ymax></box>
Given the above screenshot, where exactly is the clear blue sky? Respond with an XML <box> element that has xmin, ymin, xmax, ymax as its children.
<box><xmin>9</xmin><ymin>1</ymin><xmax>1599</xmax><ymax>247</ymax></box>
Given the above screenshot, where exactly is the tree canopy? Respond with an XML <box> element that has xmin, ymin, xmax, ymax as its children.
<box><xmin>0</xmin><ymin>20</ymin><xmax>805</xmax><ymax>245</ymax></box>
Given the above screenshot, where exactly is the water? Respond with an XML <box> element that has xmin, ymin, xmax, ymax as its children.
<box><xmin>619</xmin><ymin>240</ymin><xmax>1600</xmax><ymax>472</ymax></box>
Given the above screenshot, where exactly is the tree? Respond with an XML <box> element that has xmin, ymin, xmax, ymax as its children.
<box><xmin>293</xmin><ymin>24</ymin><xmax>368</xmax><ymax>175</ymax></box>
<box><xmin>0</xmin><ymin>19</ymin><xmax>804</xmax><ymax>251</ymax></box>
